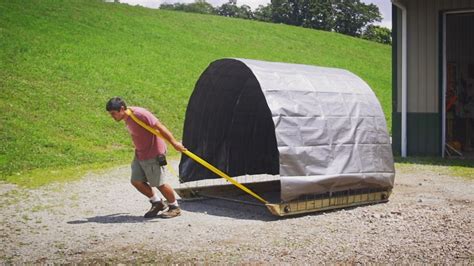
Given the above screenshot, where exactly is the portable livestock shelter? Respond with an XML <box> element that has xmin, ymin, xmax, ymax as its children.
<box><xmin>176</xmin><ymin>58</ymin><xmax>395</xmax><ymax>216</ymax></box>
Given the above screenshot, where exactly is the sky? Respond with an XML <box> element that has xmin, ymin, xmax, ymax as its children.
<box><xmin>110</xmin><ymin>0</ymin><xmax>392</xmax><ymax>28</ymax></box>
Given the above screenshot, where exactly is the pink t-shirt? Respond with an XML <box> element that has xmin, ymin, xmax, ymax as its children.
<box><xmin>125</xmin><ymin>107</ymin><xmax>167</xmax><ymax>160</ymax></box>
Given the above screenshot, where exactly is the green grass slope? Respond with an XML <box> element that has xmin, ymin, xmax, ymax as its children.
<box><xmin>0</xmin><ymin>0</ymin><xmax>392</xmax><ymax>186</ymax></box>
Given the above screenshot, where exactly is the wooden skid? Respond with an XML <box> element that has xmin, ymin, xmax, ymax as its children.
<box><xmin>265</xmin><ymin>190</ymin><xmax>391</xmax><ymax>216</ymax></box>
<box><xmin>175</xmin><ymin>181</ymin><xmax>391</xmax><ymax>217</ymax></box>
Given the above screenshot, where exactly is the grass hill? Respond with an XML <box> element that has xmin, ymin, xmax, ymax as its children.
<box><xmin>0</xmin><ymin>0</ymin><xmax>391</xmax><ymax>186</ymax></box>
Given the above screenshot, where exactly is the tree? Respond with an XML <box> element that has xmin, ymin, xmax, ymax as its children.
<box><xmin>187</xmin><ymin>0</ymin><xmax>216</xmax><ymax>14</ymax></box>
<box><xmin>160</xmin><ymin>0</ymin><xmax>216</xmax><ymax>15</ymax></box>
<box><xmin>217</xmin><ymin>0</ymin><xmax>253</xmax><ymax>19</ymax></box>
<box><xmin>160</xmin><ymin>3</ymin><xmax>185</xmax><ymax>11</ymax></box>
<box><xmin>362</xmin><ymin>25</ymin><xmax>392</xmax><ymax>44</ymax></box>
<box><xmin>160</xmin><ymin>0</ymin><xmax>385</xmax><ymax>42</ymax></box>
<box><xmin>217</xmin><ymin>0</ymin><xmax>241</xmax><ymax>17</ymax></box>
<box><xmin>270</xmin><ymin>0</ymin><xmax>293</xmax><ymax>25</ymax></box>
<box><xmin>237</xmin><ymin>4</ymin><xmax>253</xmax><ymax>19</ymax></box>
<box><xmin>302</xmin><ymin>0</ymin><xmax>334</xmax><ymax>30</ymax></box>
<box><xmin>254</xmin><ymin>4</ymin><xmax>273</xmax><ymax>22</ymax></box>
<box><xmin>333</xmin><ymin>0</ymin><xmax>381</xmax><ymax>36</ymax></box>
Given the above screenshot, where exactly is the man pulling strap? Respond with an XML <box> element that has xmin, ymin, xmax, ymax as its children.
<box><xmin>106</xmin><ymin>97</ymin><xmax>186</xmax><ymax>218</ymax></box>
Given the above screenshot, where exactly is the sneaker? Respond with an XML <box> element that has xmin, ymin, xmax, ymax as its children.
<box><xmin>144</xmin><ymin>201</ymin><xmax>167</xmax><ymax>218</ymax></box>
<box><xmin>160</xmin><ymin>205</ymin><xmax>181</xmax><ymax>219</ymax></box>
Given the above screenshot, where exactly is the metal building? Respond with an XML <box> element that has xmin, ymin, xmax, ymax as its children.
<box><xmin>392</xmin><ymin>0</ymin><xmax>474</xmax><ymax>157</ymax></box>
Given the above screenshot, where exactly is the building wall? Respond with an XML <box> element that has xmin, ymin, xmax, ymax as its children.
<box><xmin>392</xmin><ymin>0</ymin><xmax>474</xmax><ymax>156</ymax></box>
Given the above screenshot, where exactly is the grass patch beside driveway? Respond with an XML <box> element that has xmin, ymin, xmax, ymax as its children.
<box><xmin>395</xmin><ymin>157</ymin><xmax>474</xmax><ymax>180</ymax></box>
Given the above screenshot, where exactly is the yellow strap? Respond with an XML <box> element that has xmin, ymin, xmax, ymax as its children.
<box><xmin>125</xmin><ymin>109</ymin><xmax>268</xmax><ymax>204</ymax></box>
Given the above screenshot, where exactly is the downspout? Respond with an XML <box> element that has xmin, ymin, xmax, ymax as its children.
<box><xmin>392</xmin><ymin>0</ymin><xmax>407</xmax><ymax>157</ymax></box>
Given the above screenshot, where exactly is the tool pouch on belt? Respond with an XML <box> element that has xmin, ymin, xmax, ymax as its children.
<box><xmin>157</xmin><ymin>154</ymin><xmax>167</xmax><ymax>166</ymax></box>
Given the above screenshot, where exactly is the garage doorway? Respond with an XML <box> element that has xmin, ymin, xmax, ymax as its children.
<box><xmin>443</xmin><ymin>11</ymin><xmax>474</xmax><ymax>158</ymax></box>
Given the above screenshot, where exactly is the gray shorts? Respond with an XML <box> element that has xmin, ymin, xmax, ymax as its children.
<box><xmin>131</xmin><ymin>156</ymin><xmax>164</xmax><ymax>187</ymax></box>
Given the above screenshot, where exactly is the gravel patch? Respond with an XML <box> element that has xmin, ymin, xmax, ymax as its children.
<box><xmin>0</xmin><ymin>160</ymin><xmax>472</xmax><ymax>264</ymax></box>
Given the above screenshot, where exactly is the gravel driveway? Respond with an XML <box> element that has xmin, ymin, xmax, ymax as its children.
<box><xmin>1</xmin><ymin>160</ymin><xmax>472</xmax><ymax>264</ymax></box>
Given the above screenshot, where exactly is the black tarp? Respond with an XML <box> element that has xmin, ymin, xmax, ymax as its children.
<box><xmin>179</xmin><ymin>59</ymin><xmax>279</xmax><ymax>182</ymax></box>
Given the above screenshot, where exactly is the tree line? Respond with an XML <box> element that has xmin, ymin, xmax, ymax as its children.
<box><xmin>159</xmin><ymin>0</ymin><xmax>392</xmax><ymax>45</ymax></box>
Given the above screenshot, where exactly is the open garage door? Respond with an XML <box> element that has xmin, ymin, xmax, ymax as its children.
<box><xmin>444</xmin><ymin>12</ymin><xmax>474</xmax><ymax>158</ymax></box>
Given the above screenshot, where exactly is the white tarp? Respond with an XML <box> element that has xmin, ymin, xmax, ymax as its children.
<box><xmin>237</xmin><ymin>59</ymin><xmax>395</xmax><ymax>201</ymax></box>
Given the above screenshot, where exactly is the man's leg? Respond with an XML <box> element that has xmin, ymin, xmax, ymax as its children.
<box><xmin>132</xmin><ymin>180</ymin><xmax>166</xmax><ymax>218</ymax></box>
<box><xmin>131</xmin><ymin>158</ymin><xmax>166</xmax><ymax>218</ymax></box>
<box><xmin>131</xmin><ymin>158</ymin><xmax>157</xmax><ymax>199</ymax></box>
<box><xmin>140</xmin><ymin>159</ymin><xmax>181</xmax><ymax>218</ymax></box>
<box><xmin>158</xmin><ymin>183</ymin><xmax>181</xmax><ymax>218</ymax></box>
<box><xmin>157</xmin><ymin>183</ymin><xmax>176</xmax><ymax>203</ymax></box>
<box><xmin>131</xmin><ymin>180</ymin><xmax>154</xmax><ymax>198</ymax></box>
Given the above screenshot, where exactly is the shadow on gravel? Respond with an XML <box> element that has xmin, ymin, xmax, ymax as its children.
<box><xmin>67</xmin><ymin>213</ymin><xmax>159</xmax><ymax>224</ymax></box>
<box><xmin>178</xmin><ymin>199</ymin><xmax>278</xmax><ymax>221</ymax></box>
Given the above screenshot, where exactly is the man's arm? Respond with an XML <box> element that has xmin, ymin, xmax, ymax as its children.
<box><xmin>154</xmin><ymin>121</ymin><xmax>187</xmax><ymax>152</ymax></box>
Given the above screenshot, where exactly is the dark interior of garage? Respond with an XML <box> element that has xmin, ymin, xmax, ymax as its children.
<box><xmin>445</xmin><ymin>12</ymin><xmax>474</xmax><ymax>158</ymax></box>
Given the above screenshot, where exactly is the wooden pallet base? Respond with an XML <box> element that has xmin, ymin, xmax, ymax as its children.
<box><xmin>175</xmin><ymin>181</ymin><xmax>391</xmax><ymax>217</ymax></box>
<box><xmin>265</xmin><ymin>190</ymin><xmax>391</xmax><ymax>216</ymax></box>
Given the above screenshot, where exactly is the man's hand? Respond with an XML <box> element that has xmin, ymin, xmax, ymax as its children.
<box><xmin>154</xmin><ymin>122</ymin><xmax>187</xmax><ymax>152</ymax></box>
<box><xmin>172</xmin><ymin>141</ymin><xmax>187</xmax><ymax>152</ymax></box>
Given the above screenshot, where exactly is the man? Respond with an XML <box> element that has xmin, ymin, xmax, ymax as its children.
<box><xmin>106</xmin><ymin>97</ymin><xmax>186</xmax><ymax>218</ymax></box>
